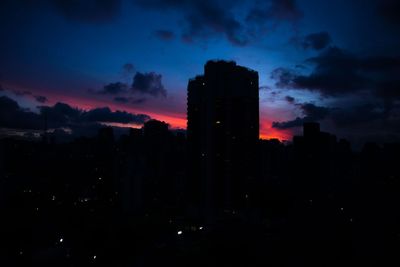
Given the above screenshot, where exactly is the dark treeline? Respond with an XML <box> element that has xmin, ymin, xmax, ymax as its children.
<box><xmin>1</xmin><ymin>120</ymin><xmax>400</xmax><ymax>266</ymax></box>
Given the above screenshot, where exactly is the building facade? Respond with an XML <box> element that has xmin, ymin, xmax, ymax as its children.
<box><xmin>187</xmin><ymin>60</ymin><xmax>259</xmax><ymax>221</ymax></box>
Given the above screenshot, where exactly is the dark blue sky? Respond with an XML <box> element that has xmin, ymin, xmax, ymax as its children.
<box><xmin>1</xmin><ymin>0</ymin><xmax>400</xmax><ymax>145</ymax></box>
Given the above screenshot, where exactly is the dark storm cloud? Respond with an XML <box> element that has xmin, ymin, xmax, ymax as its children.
<box><xmin>154</xmin><ymin>30</ymin><xmax>175</xmax><ymax>41</ymax></box>
<box><xmin>329</xmin><ymin>103</ymin><xmax>400</xmax><ymax>145</ymax></box>
<box><xmin>272</xmin><ymin>46</ymin><xmax>400</xmax><ymax>98</ymax></box>
<box><xmin>378</xmin><ymin>0</ymin><xmax>400</xmax><ymax>25</ymax></box>
<box><xmin>301</xmin><ymin>32</ymin><xmax>331</xmax><ymax>50</ymax></box>
<box><xmin>0</xmin><ymin>96</ymin><xmax>43</xmax><ymax>130</ymax></box>
<box><xmin>271</xmin><ymin>67</ymin><xmax>299</xmax><ymax>89</ymax></box>
<box><xmin>92</xmin><ymin>65</ymin><xmax>167</xmax><ymax>99</ymax></box>
<box><xmin>285</xmin><ymin>95</ymin><xmax>295</xmax><ymax>103</ymax></box>
<box><xmin>12</xmin><ymin>0</ymin><xmax>121</xmax><ymax>23</ymax></box>
<box><xmin>132</xmin><ymin>72</ymin><xmax>167</xmax><ymax>97</ymax></box>
<box><xmin>114</xmin><ymin>96</ymin><xmax>130</xmax><ymax>103</ymax></box>
<box><xmin>98</xmin><ymin>82</ymin><xmax>128</xmax><ymax>95</ymax></box>
<box><xmin>272</xmin><ymin>99</ymin><xmax>400</xmax><ymax>144</ymax></box>
<box><xmin>182</xmin><ymin>3</ymin><xmax>246</xmax><ymax>46</ymax></box>
<box><xmin>114</xmin><ymin>96</ymin><xmax>146</xmax><ymax>104</ymax></box>
<box><xmin>274</xmin><ymin>47</ymin><xmax>367</xmax><ymax>96</ymax></box>
<box><xmin>0</xmin><ymin>95</ymin><xmax>151</xmax><ymax>132</ymax></box>
<box><xmin>40</xmin><ymin>102</ymin><xmax>81</xmax><ymax>127</ymax></box>
<box><xmin>81</xmin><ymin>107</ymin><xmax>150</xmax><ymax>124</ymax></box>
<box><xmin>49</xmin><ymin>0</ymin><xmax>121</xmax><ymax>23</ymax></box>
<box><xmin>40</xmin><ymin>103</ymin><xmax>151</xmax><ymax>126</ymax></box>
<box><xmin>272</xmin><ymin>103</ymin><xmax>331</xmax><ymax>129</ymax></box>
<box><xmin>376</xmin><ymin>80</ymin><xmax>400</xmax><ymax>101</ymax></box>
<box><xmin>34</xmin><ymin>95</ymin><xmax>48</xmax><ymax>103</ymax></box>
<box><xmin>134</xmin><ymin>0</ymin><xmax>302</xmax><ymax>46</ymax></box>
<box><xmin>271</xmin><ymin>43</ymin><xmax>400</xmax><ymax>140</ymax></box>
<box><xmin>330</xmin><ymin>104</ymin><xmax>385</xmax><ymax>128</ymax></box>
<box><xmin>135</xmin><ymin>0</ymin><xmax>247</xmax><ymax>46</ymax></box>
<box><xmin>247</xmin><ymin>0</ymin><xmax>303</xmax><ymax>24</ymax></box>
<box><xmin>1</xmin><ymin>86</ymin><xmax>48</xmax><ymax>103</ymax></box>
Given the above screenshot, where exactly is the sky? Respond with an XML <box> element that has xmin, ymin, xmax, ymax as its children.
<box><xmin>1</xmin><ymin>0</ymin><xmax>400</xmax><ymax>146</ymax></box>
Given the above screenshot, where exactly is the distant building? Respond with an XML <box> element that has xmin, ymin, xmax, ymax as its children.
<box><xmin>303</xmin><ymin>122</ymin><xmax>320</xmax><ymax>139</ymax></box>
<box><xmin>187</xmin><ymin>60</ymin><xmax>259</xmax><ymax>221</ymax></box>
<box><xmin>293</xmin><ymin>122</ymin><xmax>338</xmax><ymax>199</ymax></box>
<box><xmin>143</xmin><ymin>119</ymin><xmax>169</xmax><ymax>140</ymax></box>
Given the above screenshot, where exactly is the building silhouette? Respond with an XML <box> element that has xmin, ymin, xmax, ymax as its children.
<box><xmin>187</xmin><ymin>60</ymin><xmax>259</xmax><ymax>221</ymax></box>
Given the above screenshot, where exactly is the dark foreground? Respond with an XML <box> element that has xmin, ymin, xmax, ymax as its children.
<box><xmin>1</xmin><ymin>128</ymin><xmax>400</xmax><ymax>266</ymax></box>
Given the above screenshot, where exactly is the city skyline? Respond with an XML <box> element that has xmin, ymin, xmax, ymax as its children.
<box><xmin>2</xmin><ymin>1</ymin><xmax>400</xmax><ymax>265</ymax></box>
<box><xmin>1</xmin><ymin>0</ymin><xmax>400</xmax><ymax>145</ymax></box>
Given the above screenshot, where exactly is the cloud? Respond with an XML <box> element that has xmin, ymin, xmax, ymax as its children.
<box><xmin>330</xmin><ymin>103</ymin><xmax>385</xmax><ymax>128</ymax></box>
<box><xmin>114</xmin><ymin>96</ymin><xmax>146</xmax><ymax>104</ymax></box>
<box><xmin>131</xmin><ymin>72</ymin><xmax>167</xmax><ymax>97</ymax></box>
<box><xmin>0</xmin><ymin>95</ymin><xmax>151</xmax><ymax>134</ymax></box>
<box><xmin>49</xmin><ymin>0</ymin><xmax>122</xmax><ymax>23</ymax></box>
<box><xmin>271</xmin><ymin>46</ymin><xmax>400</xmax><ymax>98</ymax></box>
<box><xmin>0</xmin><ymin>96</ymin><xmax>43</xmax><ymax>130</ymax></box>
<box><xmin>271</xmin><ymin>67</ymin><xmax>299</xmax><ymax>89</ymax></box>
<box><xmin>270</xmin><ymin>45</ymin><xmax>400</xmax><ymax>141</ymax></box>
<box><xmin>246</xmin><ymin>0</ymin><xmax>303</xmax><ymax>25</ymax></box>
<box><xmin>40</xmin><ymin>102</ymin><xmax>82</xmax><ymax>127</ymax></box>
<box><xmin>13</xmin><ymin>90</ymin><xmax>32</xmax><ymax>96</ymax></box>
<box><xmin>181</xmin><ymin>1</ymin><xmax>247</xmax><ymax>46</ymax></box>
<box><xmin>135</xmin><ymin>0</ymin><xmax>246</xmax><ymax>45</ymax></box>
<box><xmin>114</xmin><ymin>96</ymin><xmax>130</xmax><ymax>103</ymax></box>
<box><xmin>81</xmin><ymin>107</ymin><xmax>150</xmax><ymax>124</ymax></box>
<box><xmin>98</xmin><ymin>82</ymin><xmax>128</xmax><ymax>95</ymax></box>
<box><xmin>0</xmin><ymin>86</ymin><xmax>48</xmax><ymax>103</ymax></box>
<box><xmin>91</xmin><ymin>65</ymin><xmax>167</xmax><ymax>100</ymax></box>
<box><xmin>134</xmin><ymin>0</ymin><xmax>302</xmax><ymax>46</ymax></box>
<box><xmin>34</xmin><ymin>95</ymin><xmax>48</xmax><ymax>103</ymax></box>
<box><xmin>378</xmin><ymin>0</ymin><xmax>400</xmax><ymax>26</ymax></box>
<box><xmin>327</xmin><ymin>102</ymin><xmax>400</xmax><ymax>145</ymax></box>
<box><xmin>272</xmin><ymin>98</ymin><xmax>400</xmax><ymax>145</ymax></box>
<box><xmin>272</xmin><ymin>103</ymin><xmax>330</xmax><ymax>129</ymax></box>
<box><xmin>154</xmin><ymin>30</ymin><xmax>175</xmax><ymax>41</ymax></box>
<box><xmin>285</xmin><ymin>95</ymin><xmax>295</xmax><ymax>103</ymax></box>
<box><xmin>301</xmin><ymin>31</ymin><xmax>331</xmax><ymax>50</ymax></box>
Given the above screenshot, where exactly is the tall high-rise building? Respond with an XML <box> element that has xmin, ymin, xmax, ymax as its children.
<box><xmin>187</xmin><ymin>60</ymin><xmax>259</xmax><ymax>221</ymax></box>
